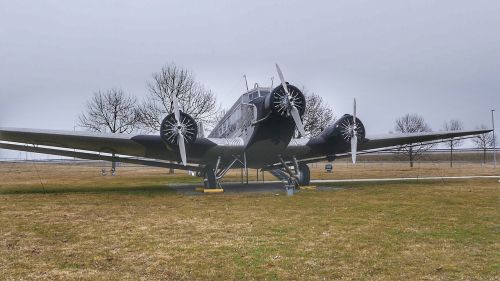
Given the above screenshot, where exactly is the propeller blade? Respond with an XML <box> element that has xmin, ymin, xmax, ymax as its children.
<box><xmin>351</xmin><ymin>134</ymin><xmax>358</xmax><ymax>164</ymax></box>
<box><xmin>352</xmin><ymin>98</ymin><xmax>356</xmax><ymax>122</ymax></box>
<box><xmin>291</xmin><ymin>106</ymin><xmax>306</xmax><ymax>137</ymax></box>
<box><xmin>275</xmin><ymin>63</ymin><xmax>289</xmax><ymax>94</ymax></box>
<box><xmin>178</xmin><ymin>133</ymin><xmax>187</xmax><ymax>166</ymax></box>
<box><xmin>351</xmin><ymin>98</ymin><xmax>358</xmax><ymax>164</ymax></box>
<box><xmin>172</xmin><ymin>93</ymin><xmax>181</xmax><ymax>122</ymax></box>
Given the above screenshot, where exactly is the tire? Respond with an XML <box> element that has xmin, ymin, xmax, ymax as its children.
<box><xmin>297</xmin><ymin>163</ymin><xmax>310</xmax><ymax>186</ymax></box>
<box><xmin>204</xmin><ymin>166</ymin><xmax>218</xmax><ymax>189</ymax></box>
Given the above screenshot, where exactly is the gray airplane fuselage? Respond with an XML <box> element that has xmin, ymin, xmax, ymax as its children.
<box><xmin>158</xmin><ymin>86</ymin><xmax>349</xmax><ymax>169</ymax></box>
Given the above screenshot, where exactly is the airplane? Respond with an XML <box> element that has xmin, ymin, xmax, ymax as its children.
<box><xmin>0</xmin><ymin>64</ymin><xmax>491</xmax><ymax>191</ymax></box>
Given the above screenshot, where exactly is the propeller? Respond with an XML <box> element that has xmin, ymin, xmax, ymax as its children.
<box><xmin>172</xmin><ymin>93</ymin><xmax>187</xmax><ymax>166</ymax></box>
<box><xmin>275</xmin><ymin>64</ymin><xmax>306</xmax><ymax>137</ymax></box>
<box><xmin>351</xmin><ymin>98</ymin><xmax>358</xmax><ymax>164</ymax></box>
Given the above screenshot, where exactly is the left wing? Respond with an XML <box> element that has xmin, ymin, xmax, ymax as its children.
<box><xmin>360</xmin><ymin>129</ymin><xmax>491</xmax><ymax>151</ymax></box>
<box><xmin>265</xmin><ymin>128</ymin><xmax>492</xmax><ymax>170</ymax></box>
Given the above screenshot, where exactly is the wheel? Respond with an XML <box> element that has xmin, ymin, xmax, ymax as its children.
<box><xmin>297</xmin><ymin>163</ymin><xmax>310</xmax><ymax>186</ymax></box>
<box><xmin>204</xmin><ymin>166</ymin><xmax>218</xmax><ymax>189</ymax></box>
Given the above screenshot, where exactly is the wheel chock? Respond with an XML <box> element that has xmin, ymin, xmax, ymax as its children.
<box><xmin>195</xmin><ymin>187</ymin><xmax>224</xmax><ymax>193</ymax></box>
<box><xmin>203</xmin><ymin>188</ymin><xmax>224</xmax><ymax>193</ymax></box>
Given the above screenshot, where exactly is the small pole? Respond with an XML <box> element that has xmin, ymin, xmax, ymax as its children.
<box><xmin>243</xmin><ymin>75</ymin><xmax>249</xmax><ymax>91</ymax></box>
<box><xmin>73</xmin><ymin>126</ymin><xmax>77</xmax><ymax>160</ymax></box>
<box><xmin>492</xmin><ymin>109</ymin><xmax>496</xmax><ymax>168</ymax></box>
<box><xmin>241</xmin><ymin>167</ymin><xmax>243</xmax><ymax>184</ymax></box>
<box><xmin>244</xmin><ymin>152</ymin><xmax>248</xmax><ymax>184</ymax></box>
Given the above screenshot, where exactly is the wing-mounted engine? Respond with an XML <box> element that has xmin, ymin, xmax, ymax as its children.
<box><xmin>320</xmin><ymin>98</ymin><xmax>365</xmax><ymax>163</ymax></box>
<box><xmin>160</xmin><ymin>112</ymin><xmax>198</xmax><ymax>145</ymax></box>
<box><xmin>321</xmin><ymin>114</ymin><xmax>366</xmax><ymax>144</ymax></box>
<box><xmin>159</xmin><ymin>93</ymin><xmax>198</xmax><ymax>166</ymax></box>
<box><xmin>319</xmin><ymin>114</ymin><xmax>366</xmax><ymax>161</ymax></box>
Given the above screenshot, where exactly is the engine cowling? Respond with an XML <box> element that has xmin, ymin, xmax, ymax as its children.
<box><xmin>264</xmin><ymin>84</ymin><xmax>306</xmax><ymax>118</ymax></box>
<box><xmin>160</xmin><ymin>112</ymin><xmax>198</xmax><ymax>145</ymax></box>
<box><xmin>321</xmin><ymin>114</ymin><xmax>366</xmax><ymax>145</ymax></box>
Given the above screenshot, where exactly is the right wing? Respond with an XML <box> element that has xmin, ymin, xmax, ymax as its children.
<box><xmin>0</xmin><ymin>127</ymin><xmax>243</xmax><ymax>171</ymax></box>
<box><xmin>0</xmin><ymin>127</ymin><xmax>167</xmax><ymax>159</ymax></box>
<box><xmin>0</xmin><ymin>141</ymin><xmax>198</xmax><ymax>171</ymax></box>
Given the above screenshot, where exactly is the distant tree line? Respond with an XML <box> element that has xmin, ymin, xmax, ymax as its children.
<box><xmin>394</xmin><ymin>114</ymin><xmax>496</xmax><ymax>167</ymax></box>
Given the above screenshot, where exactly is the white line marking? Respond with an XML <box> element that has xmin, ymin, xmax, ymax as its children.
<box><xmin>311</xmin><ymin>176</ymin><xmax>500</xmax><ymax>183</ymax></box>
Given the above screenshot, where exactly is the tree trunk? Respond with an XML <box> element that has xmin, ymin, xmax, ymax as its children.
<box><xmin>483</xmin><ymin>148</ymin><xmax>487</xmax><ymax>164</ymax></box>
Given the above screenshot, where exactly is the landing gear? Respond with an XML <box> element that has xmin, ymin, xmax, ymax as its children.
<box><xmin>200</xmin><ymin>155</ymin><xmax>245</xmax><ymax>191</ymax></box>
<box><xmin>296</xmin><ymin>163</ymin><xmax>310</xmax><ymax>186</ymax></box>
<box><xmin>273</xmin><ymin>156</ymin><xmax>311</xmax><ymax>193</ymax></box>
<box><xmin>203</xmin><ymin>166</ymin><xmax>219</xmax><ymax>189</ymax></box>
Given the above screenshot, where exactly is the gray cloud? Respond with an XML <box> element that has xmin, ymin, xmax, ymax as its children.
<box><xmin>1</xmin><ymin>0</ymin><xmax>499</xmax><ymax>158</ymax></box>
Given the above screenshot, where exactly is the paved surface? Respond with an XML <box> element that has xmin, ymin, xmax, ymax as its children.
<box><xmin>168</xmin><ymin>182</ymin><xmax>344</xmax><ymax>195</ymax></box>
<box><xmin>168</xmin><ymin>175</ymin><xmax>500</xmax><ymax>195</ymax></box>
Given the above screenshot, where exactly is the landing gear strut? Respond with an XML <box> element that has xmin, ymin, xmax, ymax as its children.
<box><xmin>201</xmin><ymin>155</ymin><xmax>246</xmax><ymax>190</ymax></box>
<box><xmin>274</xmin><ymin>156</ymin><xmax>311</xmax><ymax>192</ymax></box>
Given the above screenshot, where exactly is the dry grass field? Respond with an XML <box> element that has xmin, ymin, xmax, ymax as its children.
<box><xmin>0</xmin><ymin>161</ymin><xmax>499</xmax><ymax>280</ymax></box>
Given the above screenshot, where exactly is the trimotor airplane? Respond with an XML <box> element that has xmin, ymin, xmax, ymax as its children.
<box><xmin>0</xmin><ymin>65</ymin><xmax>491</xmax><ymax>190</ymax></box>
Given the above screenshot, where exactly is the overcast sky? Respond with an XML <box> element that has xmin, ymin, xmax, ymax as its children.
<box><xmin>1</xmin><ymin>0</ymin><xmax>499</xmax><ymax>158</ymax></box>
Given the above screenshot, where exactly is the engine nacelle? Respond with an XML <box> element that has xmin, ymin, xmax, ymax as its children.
<box><xmin>320</xmin><ymin>114</ymin><xmax>366</xmax><ymax>146</ymax></box>
<box><xmin>263</xmin><ymin>84</ymin><xmax>306</xmax><ymax>118</ymax></box>
<box><xmin>160</xmin><ymin>112</ymin><xmax>198</xmax><ymax>145</ymax></box>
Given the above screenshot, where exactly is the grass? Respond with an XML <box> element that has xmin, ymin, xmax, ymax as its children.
<box><xmin>0</xmin><ymin>162</ymin><xmax>499</xmax><ymax>280</ymax></box>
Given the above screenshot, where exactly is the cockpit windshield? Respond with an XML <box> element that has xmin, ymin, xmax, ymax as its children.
<box><xmin>249</xmin><ymin>90</ymin><xmax>269</xmax><ymax>101</ymax></box>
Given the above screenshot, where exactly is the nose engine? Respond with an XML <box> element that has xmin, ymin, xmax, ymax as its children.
<box><xmin>265</xmin><ymin>84</ymin><xmax>306</xmax><ymax>118</ymax></box>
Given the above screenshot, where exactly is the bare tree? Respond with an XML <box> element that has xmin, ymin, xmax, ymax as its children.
<box><xmin>301</xmin><ymin>89</ymin><xmax>335</xmax><ymax>137</ymax></box>
<box><xmin>443</xmin><ymin>119</ymin><xmax>463</xmax><ymax>167</ymax></box>
<box><xmin>213</xmin><ymin>109</ymin><xmax>227</xmax><ymax>127</ymax></box>
<box><xmin>395</xmin><ymin>114</ymin><xmax>433</xmax><ymax>167</ymax></box>
<box><xmin>78</xmin><ymin>88</ymin><xmax>139</xmax><ymax>175</ymax></box>
<box><xmin>78</xmin><ymin>88</ymin><xmax>139</xmax><ymax>133</ymax></box>
<box><xmin>471</xmin><ymin>124</ymin><xmax>496</xmax><ymax>164</ymax></box>
<box><xmin>137</xmin><ymin>63</ymin><xmax>219</xmax><ymax>132</ymax></box>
